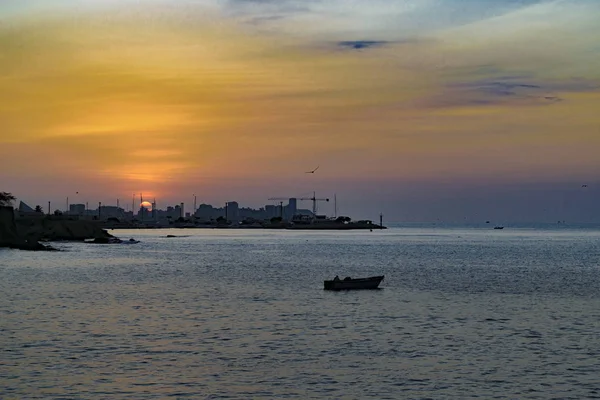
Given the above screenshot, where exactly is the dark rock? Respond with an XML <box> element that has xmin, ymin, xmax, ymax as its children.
<box><xmin>15</xmin><ymin>217</ymin><xmax>113</xmax><ymax>241</ymax></box>
<box><xmin>0</xmin><ymin>207</ymin><xmax>58</xmax><ymax>251</ymax></box>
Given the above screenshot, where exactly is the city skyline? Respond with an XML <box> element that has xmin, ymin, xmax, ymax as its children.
<box><xmin>1</xmin><ymin>0</ymin><xmax>599</xmax><ymax>222</ymax></box>
<box><xmin>15</xmin><ymin>195</ymin><xmax>323</xmax><ymax>227</ymax></box>
<box><xmin>15</xmin><ymin>194</ymin><xmax>329</xmax><ymax>218</ymax></box>
<box><xmin>10</xmin><ymin>182</ymin><xmax>598</xmax><ymax>224</ymax></box>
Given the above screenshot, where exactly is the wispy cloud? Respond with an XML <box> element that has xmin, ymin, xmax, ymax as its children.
<box><xmin>417</xmin><ymin>75</ymin><xmax>600</xmax><ymax>110</ymax></box>
<box><xmin>454</xmin><ymin>76</ymin><xmax>596</xmax><ymax>104</ymax></box>
<box><xmin>218</xmin><ymin>0</ymin><xmax>557</xmax><ymax>39</ymax></box>
<box><xmin>223</xmin><ymin>0</ymin><xmax>312</xmax><ymax>18</ymax></box>
<box><xmin>244</xmin><ymin>14</ymin><xmax>286</xmax><ymax>25</ymax></box>
<box><xmin>453</xmin><ymin>78</ymin><xmax>552</xmax><ymax>102</ymax></box>
<box><xmin>336</xmin><ymin>40</ymin><xmax>389</xmax><ymax>50</ymax></box>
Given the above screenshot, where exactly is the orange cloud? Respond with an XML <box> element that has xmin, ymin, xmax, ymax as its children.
<box><xmin>0</xmin><ymin>3</ymin><xmax>599</xmax><ymax>202</ymax></box>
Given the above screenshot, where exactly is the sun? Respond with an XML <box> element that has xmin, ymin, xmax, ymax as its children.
<box><xmin>140</xmin><ymin>201</ymin><xmax>153</xmax><ymax>210</ymax></box>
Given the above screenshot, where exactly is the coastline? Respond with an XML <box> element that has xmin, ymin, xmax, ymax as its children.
<box><xmin>102</xmin><ymin>223</ymin><xmax>387</xmax><ymax>230</ymax></box>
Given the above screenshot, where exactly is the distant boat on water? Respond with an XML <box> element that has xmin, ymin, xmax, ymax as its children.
<box><xmin>494</xmin><ymin>226</ymin><xmax>504</xmax><ymax>230</ymax></box>
<box><xmin>324</xmin><ymin>275</ymin><xmax>384</xmax><ymax>291</ymax></box>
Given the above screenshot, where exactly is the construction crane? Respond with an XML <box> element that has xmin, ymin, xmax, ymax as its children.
<box><xmin>268</xmin><ymin>192</ymin><xmax>330</xmax><ymax>216</ymax></box>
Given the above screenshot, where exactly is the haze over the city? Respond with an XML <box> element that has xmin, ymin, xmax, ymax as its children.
<box><xmin>1</xmin><ymin>0</ymin><xmax>598</xmax><ymax>222</ymax></box>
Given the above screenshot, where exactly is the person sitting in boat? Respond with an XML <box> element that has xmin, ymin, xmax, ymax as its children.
<box><xmin>333</xmin><ymin>275</ymin><xmax>340</xmax><ymax>281</ymax></box>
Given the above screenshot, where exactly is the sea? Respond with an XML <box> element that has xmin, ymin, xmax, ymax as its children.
<box><xmin>2</xmin><ymin>225</ymin><xmax>600</xmax><ymax>399</ymax></box>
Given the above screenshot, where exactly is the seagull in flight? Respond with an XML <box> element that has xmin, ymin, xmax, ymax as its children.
<box><xmin>306</xmin><ymin>166</ymin><xmax>319</xmax><ymax>174</ymax></box>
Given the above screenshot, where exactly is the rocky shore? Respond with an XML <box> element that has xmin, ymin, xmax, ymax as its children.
<box><xmin>0</xmin><ymin>206</ymin><xmax>113</xmax><ymax>251</ymax></box>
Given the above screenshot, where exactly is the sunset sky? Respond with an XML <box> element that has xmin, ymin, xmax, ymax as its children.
<box><xmin>1</xmin><ymin>0</ymin><xmax>599</xmax><ymax>222</ymax></box>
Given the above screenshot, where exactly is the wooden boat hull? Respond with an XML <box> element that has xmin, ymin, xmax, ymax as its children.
<box><xmin>324</xmin><ymin>275</ymin><xmax>384</xmax><ymax>291</ymax></box>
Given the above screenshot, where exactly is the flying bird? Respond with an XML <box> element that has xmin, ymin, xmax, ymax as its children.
<box><xmin>582</xmin><ymin>184</ymin><xmax>588</xmax><ymax>187</ymax></box>
<box><xmin>306</xmin><ymin>166</ymin><xmax>319</xmax><ymax>174</ymax></box>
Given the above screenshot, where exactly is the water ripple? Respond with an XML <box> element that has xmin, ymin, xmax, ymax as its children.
<box><xmin>1</xmin><ymin>227</ymin><xmax>600</xmax><ymax>398</ymax></box>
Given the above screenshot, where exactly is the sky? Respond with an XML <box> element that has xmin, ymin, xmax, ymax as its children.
<box><xmin>0</xmin><ymin>0</ymin><xmax>599</xmax><ymax>222</ymax></box>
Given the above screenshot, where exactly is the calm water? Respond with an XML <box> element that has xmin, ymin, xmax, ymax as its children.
<box><xmin>2</xmin><ymin>227</ymin><xmax>600</xmax><ymax>399</ymax></box>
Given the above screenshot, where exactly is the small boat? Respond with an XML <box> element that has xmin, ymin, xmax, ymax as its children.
<box><xmin>324</xmin><ymin>275</ymin><xmax>384</xmax><ymax>291</ymax></box>
<box><xmin>493</xmin><ymin>226</ymin><xmax>504</xmax><ymax>230</ymax></box>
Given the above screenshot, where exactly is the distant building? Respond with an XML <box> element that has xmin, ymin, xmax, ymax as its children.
<box><xmin>265</xmin><ymin>205</ymin><xmax>278</xmax><ymax>218</ymax></box>
<box><xmin>227</xmin><ymin>201</ymin><xmax>239</xmax><ymax>221</ymax></box>
<box><xmin>69</xmin><ymin>203</ymin><xmax>85</xmax><ymax>216</ymax></box>
<box><xmin>137</xmin><ymin>205</ymin><xmax>159</xmax><ymax>221</ymax></box>
<box><xmin>18</xmin><ymin>201</ymin><xmax>35</xmax><ymax>213</ymax></box>
<box><xmin>161</xmin><ymin>205</ymin><xmax>181</xmax><ymax>219</ymax></box>
<box><xmin>195</xmin><ymin>204</ymin><xmax>220</xmax><ymax>221</ymax></box>
<box><xmin>286</xmin><ymin>198</ymin><xmax>297</xmax><ymax>220</ymax></box>
<box><xmin>16</xmin><ymin>201</ymin><xmax>43</xmax><ymax>218</ymax></box>
<box><xmin>99</xmin><ymin>206</ymin><xmax>125</xmax><ymax>219</ymax></box>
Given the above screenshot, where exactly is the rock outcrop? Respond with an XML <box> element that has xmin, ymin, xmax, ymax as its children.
<box><xmin>0</xmin><ymin>206</ymin><xmax>55</xmax><ymax>250</ymax></box>
<box><xmin>1</xmin><ymin>207</ymin><xmax>114</xmax><ymax>250</ymax></box>
<box><xmin>0</xmin><ymin>206</ymin><xmax>19</xmax><ymax>244</ymax></box>
<box><xmin>15</xmin><ymin>216</ymin><xmax>113</xmax><ymax>242</ymax></box>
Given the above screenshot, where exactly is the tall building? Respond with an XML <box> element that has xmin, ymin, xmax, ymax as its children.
<box><xmin>174</xmin><ymin>205</ymin><xmax>182</xmax><ymax>219</ymax></box>
<box><xmin>227</xmin><ymin>201</ymin><xmax>239</xmax><ymax>221</ymax></box>
<box><xmin>287</xmin><ymin>198</ymin><xmax>297</xmax><ymax>220</ymax></box>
